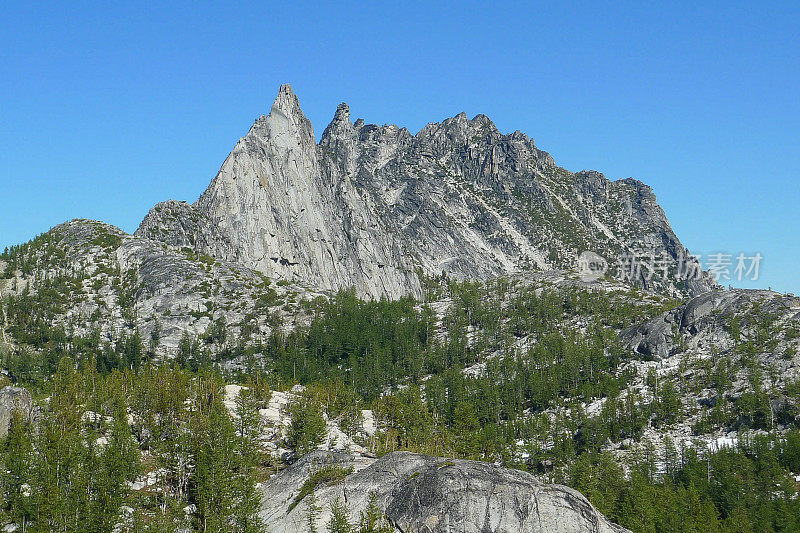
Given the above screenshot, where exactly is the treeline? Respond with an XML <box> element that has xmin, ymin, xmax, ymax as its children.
<box><xmin>1</xmin><ymin>231</ymin><xmax>66</xmax><ymax>278</ymax></box>
<box><xmin>1</xmin><ymin>270</ymin><xmax>670</xmax><ymax>401</ymax></box>
<box><xmin>1</xmin><ymin>358</ymin><xmax>265</xmax><ymax>532</ymax></box>
<box><xmin>570</xmin><ymin>433</ymin><xmax>800</xmax><ymax>532</ymax></box>
<box><xmin>251</xmin><ymin>284</ymin><xmax>660</xmax><ymax>403</ymax></box>
<box><xmin>5</xmin><ymin>357</ymin><xmax>800</xmax><ymax>532</ymax></box>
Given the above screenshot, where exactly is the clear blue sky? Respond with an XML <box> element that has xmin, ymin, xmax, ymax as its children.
<box><xmin>1</xmin><ymin>1</ymin><xmax>798</xmax><ymax>292</ymax></box>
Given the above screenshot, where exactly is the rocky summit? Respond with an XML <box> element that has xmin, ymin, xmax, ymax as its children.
<box><xmin>136</xmin><ymin>84</ymin><xmax>713</xmax><ymax>299</ymax></box>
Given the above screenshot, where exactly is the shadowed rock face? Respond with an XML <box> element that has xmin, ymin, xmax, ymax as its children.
<box><xmin>260</xmin><ymin>451</ymin><xmax>629</xmax><ymax>533</ymax></box>
<box><xmin>137</xmin><ymin>84</ymin><xmax>714</xmax><ymax>299</ymax></box>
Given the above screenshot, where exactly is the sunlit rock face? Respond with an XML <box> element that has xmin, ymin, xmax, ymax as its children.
<box><xmin>137</xmin><ymin>84</ymin><xmax>714</xmax><ymax>299</ymax></box>
<box><xmin>259</xmin><ymin>450</ymin><xmax>630</xmax><ymax>533</ymax></box>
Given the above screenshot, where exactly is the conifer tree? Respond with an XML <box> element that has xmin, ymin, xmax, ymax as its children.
<box><xmin>2</xmin><ymin>410</ymin><xmax>33</xmax><ymax>529</ymax></box>
<box><xmin>287</xmin><ymin>394</ymin><xmax>327</xmax><ymax>455</ymax></box>
<box><xmin>327</xmin><ymin>498</ymin><xmax>353</xmax><ymax>533</ymax></box>
<box><xmin>306</xmin><ymin>490</ymin><xmax>321</xmax><ymax>533</ymax></box>
<box><xmin>358</xmin><ymin>492</ymin><xmax>393</xmax><ymax>533</ymax></box>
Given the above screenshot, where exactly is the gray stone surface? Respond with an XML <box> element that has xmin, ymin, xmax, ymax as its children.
<box><xmin>5</xmin><ymin>85</ymin><xmax>721</xmax><ymax>355</ymax></box>
<box><xmin>136</xmin><ymin>84</ymin><xmax>714</xmax><ymax>299</ymax></box>
<box><xmin>0</xmin><ymin>386</ymin><xmax>33</xmax><ymax>438</ymax></box>
<box><xmin>260</xmin><ymin>450</ymin><xmax>629</xmax><ymax>533</ymax></box>
<box><xmin>0</xmin><ymin>219</ymin><xmax>320</xmax><ymax>355</ymax></box>
<box><xmin>621</xmin><ymin>288</ymin><xmax>800</xmax><ymax>360</ymax></box>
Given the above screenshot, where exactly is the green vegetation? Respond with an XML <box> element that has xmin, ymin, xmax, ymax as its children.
<box><xmin>0</xmin><ymin>360</ymin><xmax>264</xmax><ymax>532</ymax></box>
<box><xmin>289</xmin><ymin>463</ymin><xmax>354</xmax><ymax>512</ymax></box>
<box><xmin>1</xmin><ymin>259</ymin><xmax>799</xmax><ymax>531</ymax></box>
<box><xmin>286</xmin><ymin>393</ymin><xmax>328</xmax><ymax>456</ymax></box>
<box><xmin>321</xmin><ymin>493</ymin><xmax>393</xmax><ymax>533</ymax></box>
<box><xmin>570</xmin><ymin>434</ymin><xmax>800</xmax><ymax>532</ymax></box>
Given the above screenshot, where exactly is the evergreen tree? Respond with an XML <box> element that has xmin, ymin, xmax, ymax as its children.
<box><xmin>306</xmin><ymin>490</ymin><xmax>321</xmax><ymax>533</ymax></box>
<box><xmin>358</xmin><ymin>492</ymin><xmax>393</xmax><ymax>533</ymax></box>
<box><xmin>327</xmin><ymin>498</ymin><xmax>353</xmax><ymax>533</ymax></box>
<box><xmin>232</xmin><ymin>388</ymin><xmax>265</xmax><ymax>533</ymax></box>
<box><xmin>2</xmin><ymin>410</ymin><xmax>33</xmax><ymax>529</ymax></box>
<box><xmin>191</xmin><ymin>377</ymin><xmax>237</xmax><ymax>532</ymax></box>
<box><xmin>287</xmin><ymin>394</ymin><xmax>327</xmax><ymax>456</ymax></box>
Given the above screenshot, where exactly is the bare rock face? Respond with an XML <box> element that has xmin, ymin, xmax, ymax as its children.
<box><xmin>139</xmin><ymin>86</ymin><xmax>422</xmax><ymax>300</ymax></box>
<box><xmin>136</xmin><ymin>84</ymin><xmax>714</xmax><ymax>299</ymax></box>
<box><xmin>0</xmin><ymin>386</ymin><xmax>33</xmax><ymax>438</ymax></box>
<box><xmin>621</xmin><ymin>289</ymin><xmax>800</xmax><ymax>360</ymax></box>
<box><xmin>260</xmin><ymin>451</ymin><xmax>629</xmax><ymax>533</ymax></box>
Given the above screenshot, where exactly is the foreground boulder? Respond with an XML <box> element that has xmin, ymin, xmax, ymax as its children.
<box><xmin>260</xmin><ymin>450</ymin><xmax>629</xmax><ymax>532</ymax></box>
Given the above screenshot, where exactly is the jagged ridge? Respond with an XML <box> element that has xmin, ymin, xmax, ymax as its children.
<box><xmin>135</xmin><ymin>84</ymin><xmax>713</xmax><ymax>299</ymax></box>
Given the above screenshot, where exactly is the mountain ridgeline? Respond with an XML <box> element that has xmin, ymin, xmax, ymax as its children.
<box><xmin>136</xmin><ymin>84</ymin><xmax>713</xmax><ymax>299</ymax></box>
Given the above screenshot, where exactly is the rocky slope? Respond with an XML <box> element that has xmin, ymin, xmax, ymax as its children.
<box><xmin>3</xmin><ymin>86</ymin><xmax>798</xmax><ymax>533</ymax></box>
<box><xmin>260</xmin><ymin>450</ymin><xmax>629</xmax><ymax>533</ymax></box>
<box><xmin>622</xmin><ymin>289</ymin><xmax>800</xmax><ymax>361</ymax></box>
<box><xmin>136</xmin><ymin>84</ymin><xmax>713</xmax><ymax>299</ymax></box>
<box><xmin>0</xmin><ymin>220</ymin><xmax>321</xmax><ymax>354</ymax></box>
<box><xmin>579</xmin><ymin>288</ymin><xmax>800</xmax><ymax>467</ymax></box>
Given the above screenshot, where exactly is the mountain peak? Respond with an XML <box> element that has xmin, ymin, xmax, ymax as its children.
<box><xmin>320</xmin><ymin>102</ymin><xmax>355</xmax><ymax>147</ymax></box>
<box><xmin>334</xmin><ymin>102</ymin><xmax>350</xmax><ymax>121</ymax></box>
<box><xmin>277</xmin><ymin>83</ymin><xmax>295</xmax><ymax>99</ymax></box>
<box><xmin>270</xmin><ymin>83</ymin><xmax>302</xmax><ymax>118</ymax></box>
<box><xmin>160</xmin><ymin>85</ymin><xmax>715</xmax><ymax>299</ymax></box>
<box><xmin>245</xmin><ymin>83</ymin><xmax>315</xmax><ymax>146</ymax></box>
<box><xmin>470</xmin><ymin>113</ymin><xmax>497</xmax><ymax>129</ymax></box>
